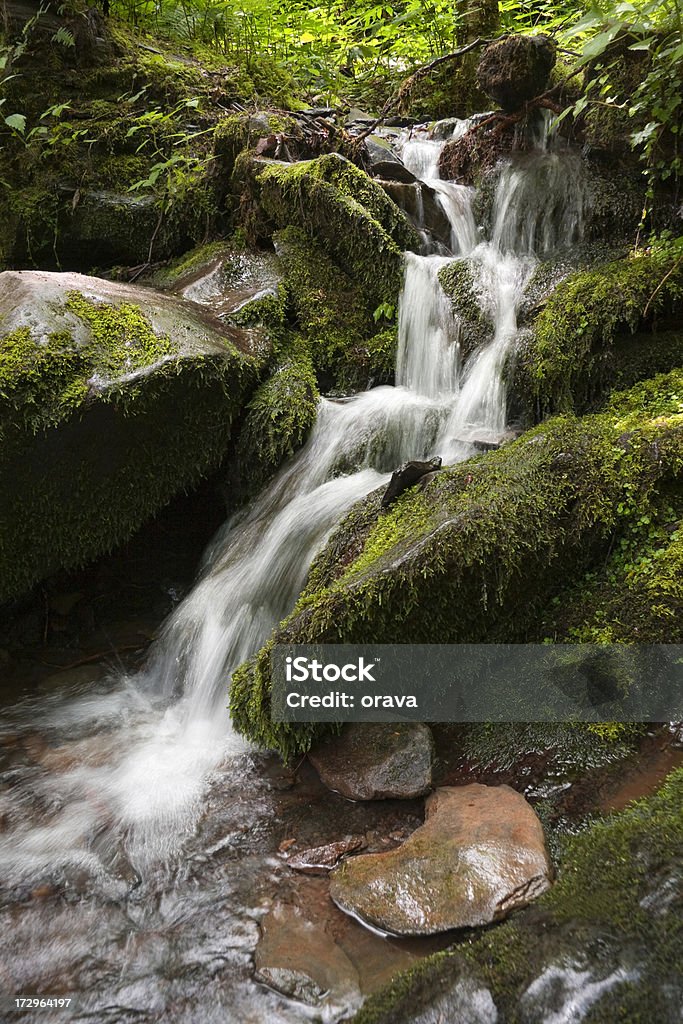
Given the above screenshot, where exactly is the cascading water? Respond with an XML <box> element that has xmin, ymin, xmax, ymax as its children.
<box><xmin>0</xmin><ymin>118</ymin><xmax>590</xmax><ymax>1021</ymax></box>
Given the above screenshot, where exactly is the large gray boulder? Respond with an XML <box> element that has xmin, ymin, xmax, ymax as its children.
<box><xmin>330</xmin><ymin>784</ymin><xmax>552</xmax><ymax>934</ymax></box>
<box><xmin>0</xmin><ymin>270</ymin><xmax>264</xmax><ymax>603</ymax></box>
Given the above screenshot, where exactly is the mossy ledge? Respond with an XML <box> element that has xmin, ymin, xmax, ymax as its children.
<box><xmin>252</xmin><ymin>153</ymin><xmax>420</xmax><ymax>311</ymax></box>
<box><xmin>230</xmin><ymin>370</ymin><xmax>683</xmax><ymax>757</ymax></box>
<box><xmin>0</xmin><ymin>270</ymin><xmax>262</xmax><ymax>604</ymax></box>
<box><xmin>517</xmin><ymin>246</ymin><xmax>683</xmax><ymax>420</ymax></box>
<box><xmin>353</xmin><ymin>766</ymin><xmax>683</xmax><ymax>1023</ymax></box>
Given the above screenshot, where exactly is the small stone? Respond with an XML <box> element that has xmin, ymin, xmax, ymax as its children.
<box><xmin>381</xmin><ymin>458</ymin><xmax>442</xmax><ymax>508</ymax></box>
<box><xmin>278</xmin><ymin>838</ymin><xmax>297</xmax><ymax>852</ymax></box>
<box><xmin>309</xmin><ymin>723</ymin><xmax>434</xmax><ymax>801</ymax></box>
<box><xmin>330</xmin><ymin>784</ymin><xmax>552</xmax><ymax>935</ymax></box>
<box><xmin>287</xmin><ymin>835</ymin><xmax>366</xmax><ymax>875</ymax></box>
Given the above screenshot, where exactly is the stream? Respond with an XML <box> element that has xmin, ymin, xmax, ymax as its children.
<box><xmin>0</xmin><ymin>120</ymin><xmax>654</xmax><ymax>1023</ymax></box>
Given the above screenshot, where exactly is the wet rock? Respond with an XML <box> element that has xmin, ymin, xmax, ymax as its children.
<box><xmin>477</xmin><ymin>34</ymin><xmax>557</xmax><ymax>112</ymax></box>
<box><xmin>308</xmin><ymin>723</ymin><xmax>434</xmax><ymax>801</ymax></box>
<box><xmin>364</xmin><ymin>137</ymin><xmax>403</xmax><ymax>168</ymax></box>
<box><xmin>329</xmin><ymin>784</ymin><xmax>552</xmax><ymax>935</ymax></box>
<box><xmin>254</xmin><ymin>901</ymin><xmax>361</xmax><ymax>1009</ymax></box>
<box><xmin>378</xmin><ymin>181</ymin><xmax>454</xmax><ymax>251</ymax></box>
<box><xmin>372</xmin><ymin>161</ymin><xmax>418</xmax><ymax>185</ymax></box>
<box><xmin>38</xmin><ymin>664</ymin><xmax>107</xmax><ymax>694</ymax></box>
<box><xmin>381</xmin><ymin>457</ymin><xmax>442</xmax><ymax>508</ymax></box>
<box><xmin>286</xmin><ymin>834</ymin><xmax>366</xmax><ymax>875</ymax></box>
<box><xmin>151</xmin><ymin>242</ymin><xmax>283</xmax><ymax>325</ymax></box>
<box><xmin>0</xmin><ymin>270</ymin><xmax>261</xmax><ymax>604</ymax></box>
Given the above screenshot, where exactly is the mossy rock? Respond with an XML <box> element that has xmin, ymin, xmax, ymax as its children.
<box><xmin>353</xmin><ymin>766</ymin><xmax>683</xmax><ymax>1023</ymax></box>
<box><xmin>438</xmin><ymin>259</ymin><xmax>494</xmax><ymax>358</ymax></box>
<box><xmin>273</xmin><ymin>226</ymin><xmax>398</xmax><ymax>392</ymax></box>
<box><xmin>230</xmin><ymin>370</ymin><xmax>683</xmax><ymax>756</ymax></box>
<box><xmin>252</xmin><ymin>153</ymin><xmax>419</xmax><ymax>310</ymax></box>
<box><xmin>516</xmin><ymin>247</ymin><xmax>683</xmax><ymax>421</ymax></box>
<box><xmin>232</xmin><ymin>338</ymin><xmax>319</xmax><ymax>502</ymax></box>
<box><xmin>0</xmin><ymin>270</ymin><xmax>264</xmax><ymax>604</ymax></box>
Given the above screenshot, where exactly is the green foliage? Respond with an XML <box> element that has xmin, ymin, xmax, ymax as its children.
<box><xmin>562</xmin><ymin>0</ymin><xmax>683</xmax><ymax>201</ymax></box>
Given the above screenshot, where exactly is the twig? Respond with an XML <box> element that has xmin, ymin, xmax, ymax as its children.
<box><xmin>643</xmin><ymin>252</ymin><xmax>683</xmax><ymax>318</ymax></box>
<box><xmin>39</xmin><ymin>643</ymin><xmax>149</xmax><ymax>672</ymax></box>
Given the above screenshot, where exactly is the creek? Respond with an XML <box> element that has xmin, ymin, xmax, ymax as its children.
<box><xmin>0</xmin><ymin>119</ymin><xmax>628</xmax><ymax>1023</ymax></box>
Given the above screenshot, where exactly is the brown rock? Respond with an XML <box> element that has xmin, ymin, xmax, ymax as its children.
<box><xmin>308</xmin><ymin>723</ymin><xmax>434</xmax><ymax>801</ymax></box>
<box><xmin>329</xmin><ymin>784</ymin><xmax>552</xmax><ymax>935</ymax></box>
<box><xmin>254</xmin><ymin>901</ymin><xmax>361</xmax><ymax>1009</ymax></box>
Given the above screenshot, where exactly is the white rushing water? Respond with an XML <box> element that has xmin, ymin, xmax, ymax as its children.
<box><xmin>1</xmin><ymin>119</ymin><xmax>589</xmax><ymax>900</ymax></box>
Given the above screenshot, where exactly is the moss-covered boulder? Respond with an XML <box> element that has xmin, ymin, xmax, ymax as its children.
<box><xmin>352</xmin><ymin>766</ymin><xmax>683</xmax><ymax>1023</ymax></box>
<box><xmin>438</xmin><ymin>259</ymin><xmax>494</xmax><ymax>358</ymax></box>
<box><xmin>230</xmin><ymin>370</ymin><xmax>683</xmax><ymax>756</ymax></box>
<box><xmin>516</xmin><ymin>246</ymin><xmax>683</xmax><ymax>419</ymax></box>
<box><xmin>274</xmin><ymin>226</ymin><xmax>398</xmax><ymax>392</ymax></box>
<box><xmin>0</xmin><ymin>270</ymin><xmax>263</xmax><ymax>604</ymax></box>
<box><xmin>252</xmin><ymin>154</ymin><xmax>419</xmax><ymax>310</ymax></box>
<box><xmin>232</xmin><ymin>339</ymin><xmax>319</xmax><ymax>502</ymax></box>
<box><xmin>477</xmin><ymin>34</ymin><xmax>557</xmax><ymax>112</ymax></box>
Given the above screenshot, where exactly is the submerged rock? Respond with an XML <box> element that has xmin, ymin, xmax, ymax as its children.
<box><xmin>309</xmin><ymin>723</ymin><xmax>434</xmax><ymax>800</ymax></box>
<box><xmin>254</xmin><ymin>901</ymin><xmax>361</xmax><ymax>1009</ymax></box>
<box><xmin>477</xmin><ymin>34</ymin><xmax>557</xmax><ymax>112</ymax></box>
<box><xmin>0</xmin><ymin>270</ymin><xmax>262</xmax><ymax>603</ymax></box>
<box><xmin>330</xmin><ymin>784</ymin><xmax>552</xmax><ymax>935</ymax></box>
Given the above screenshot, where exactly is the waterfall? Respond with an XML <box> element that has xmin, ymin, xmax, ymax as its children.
<box><xmin>0</xmin><ymin>121</ymin><xmax>590</xmax><ymax>880</ymax></box>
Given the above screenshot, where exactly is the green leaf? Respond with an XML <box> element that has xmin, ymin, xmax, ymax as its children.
<box><xmin>4</xmin><ymin>113</ymin><xmax>26</xmax><ymax>133</ymax></box>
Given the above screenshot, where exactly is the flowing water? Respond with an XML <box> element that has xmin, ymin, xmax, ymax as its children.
<box><xmin>0</xmin><ymin>120</ymin><xmax>590</xmax><ymax>1021</ymax></box>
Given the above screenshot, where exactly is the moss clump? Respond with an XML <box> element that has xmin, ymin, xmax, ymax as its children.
<box><xmin>233</xmin><ymin>339</ymin><xmax>319</xmax><ymax>501</ymax></box>
<box><xmin>254</xmin><ymin>154</ymin><xmax>418</xmax><ymax>309</ymax></box>
<box><xmin>542</xmin><ymin>373</ymin><xmax>683</xmax><ymax>643</ymax></box>
<box><xmin>63</xmin><ymin>292</ymin><xmax>174</xmax><ymax>374</ymax></box>
<box><xmin>354</xmin><ymin>768</ymin><xmax>683</xmax><ymax>1023</ymax></box>
<box><xmin>229</xmin><ymin>370</ymin><xmax>683</xmax><ymax>755</ymax></box>
<box><xmin>522</xmin><ymin>246</ymin><xmax>683</xmax><ymax>418</ymax></box>
<box><xmin>275</xmin><ymin>226</ymin><xmax>398</xmax><ymax>392</ymax></box>
<box><xmin>0</xmin><ymin>283</ymin><xmax>258</xmax><ymax>603</ymax></box>
<box><xmin>438</xmin><ymin>259</ymin><xmax>493</xmax><ymax>357</ymax></box>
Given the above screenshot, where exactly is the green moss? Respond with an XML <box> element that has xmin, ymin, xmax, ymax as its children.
<box><xmin>254</xmin><ymin>154</ymin><xmax>418</xmax><ymax>309</ymax></box>
<box><xmin>438</xmin><ymin>259</ymin><xmax>493</xmax><ymax>356</ymax></box>
<box><xmin>233</xmin><ymin>338</ymin><xmax>319</xmax><ymax>500</ymax></box>
<box><xmin>523</xmin><ymin>247</ymin><xmax>683</xmax><ymax>418</ymax></box>
<box><xmin>0</xmin><ymin>294</ymin><xmax>258</xmax><ymax>603</ymax></box>
<box><xmin>64</xmin><ymin>291</ymin><xmax>174</xmax><ymax>374</ymax></box>
<box><xmin>230</xmin><ymin>370</ymin><xmax>683</xmax><ymax>755</ymax></box>
<box><xmin>354</xmin><ymin>767</ymin><xmax>683</xmax><ymax>1023</ymax></box>
<box><xmin>275</xmin><ymin>226</ymin><xmax>398</xmax><ymax>391</ymax></box>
